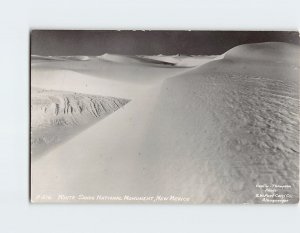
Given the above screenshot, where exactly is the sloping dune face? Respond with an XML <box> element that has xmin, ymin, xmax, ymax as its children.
<box><xmin>30</xmin><ymin>54</ymin><xmax>220</xmax><ymax>202</ymax></box>
<box><xmin>31</xmin><ymin>88</ymin><xmax>129</xmax><ymax>159</ymax></box>
<box><xmin>142</xmin><ymin>42</ymin><xmax>299</xmax><ymax>203</ymax></box>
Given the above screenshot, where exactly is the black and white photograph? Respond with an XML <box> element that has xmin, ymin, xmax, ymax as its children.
<box><xmin>30</xmin><ymin>30</ymin><xmax>299</xmax><ymax>204</ymax></box>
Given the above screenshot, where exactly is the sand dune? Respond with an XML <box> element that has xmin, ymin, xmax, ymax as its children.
<box><xmin>31</xmin><ymin>43</ymin><xmax>299</xmax><ymax>203</ymax></box>
<box><xmin>139</xmin><ymin>54</ymin><xmax>220</xmax><ymax>67</ymax></box>
<box><xmin>98</xmin><ymin>53</ymin><xmax>178</xmax><ymax>66</ymax></box>
<box><xmin>31</xmin><ymin>55</ymin><xmax>197</xmax><ymax>90</ymax></box>
<box><xmin>31</xmin><ymin>88</ymin><xmax>129</xmax><ymax>159</ymax></box>
<box><xmin>32</xmin><ymin>55</ymin><xmax>91</xmax><ymax>62</ymax></box>
<box><xmin>141</xmin><ymin>42</ymin><xmax>299</xmax><ymax>203</ymax></box>
<box><xmin>31</xmin><ymin>55</ymin><xmax>67</xmax><ymax>62</ymax></box>
<box><xmin>60</xmin><ymin>56</ymin><xmax>91</xmax><ymax>61</ymax></box>
<box><xmin>31</xmin><ymin>54</ymin><xmax>211</xmax><ymax>100</ymax></box>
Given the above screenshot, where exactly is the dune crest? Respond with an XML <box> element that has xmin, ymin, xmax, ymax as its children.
<box><xmin>31</xmin><ymin>88</ymin><xmax>130</xmax><ymax>159</ymax></box>
<box><xmin>224</xmin><ymin>42</ymin><xmax>300</xmax><ymax>66</ymax></box>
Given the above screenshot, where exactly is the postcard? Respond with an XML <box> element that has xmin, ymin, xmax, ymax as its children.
<box><xmin>30</xmin><ymin>30</ymin><xmax>299</xmax><ymax>204</ymax></box>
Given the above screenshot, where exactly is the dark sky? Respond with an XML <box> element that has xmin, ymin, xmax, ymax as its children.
<box><xmin>31</xmin><ymin>30</ymin><xmax>300</xmax><ymax>56</ymax></box>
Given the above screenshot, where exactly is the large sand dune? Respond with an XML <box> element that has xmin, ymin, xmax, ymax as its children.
<box><xmin>141</xmin><ymin>42</ymin><xmax>299</xmax><ymax>203</ymax></box>
<box><xmin>31</xmin><ymin>43</ymin><xmax>299</xmax><ymax>203</ymax></box>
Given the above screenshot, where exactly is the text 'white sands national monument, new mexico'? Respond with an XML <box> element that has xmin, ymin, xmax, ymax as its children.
<box><xmin>31</xmin><ymin>39</ymin><xmax>299</xmax><ymax>204</ymax></box>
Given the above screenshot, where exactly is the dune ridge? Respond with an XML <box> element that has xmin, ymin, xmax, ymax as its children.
<box><xmin>31</xmin><ymin>88</ymin><xmax>130</xmax><ymax>159</ymax></box>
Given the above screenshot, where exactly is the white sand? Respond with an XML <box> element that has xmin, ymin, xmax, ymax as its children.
<box><xmin>31</xmin><ymin>43</ymin><xmax>299</xmax><ymax>203</ymax></box>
